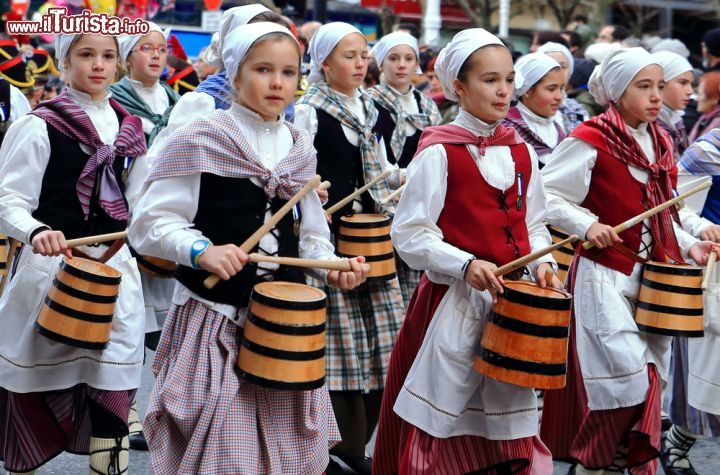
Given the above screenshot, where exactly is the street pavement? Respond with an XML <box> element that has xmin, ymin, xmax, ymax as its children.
<box><xmin>5</xmin><ymin>350</ymin><xmax>720</xmax><ymax>474</ymax></box>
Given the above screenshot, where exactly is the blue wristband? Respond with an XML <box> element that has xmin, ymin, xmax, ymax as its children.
<box><xmin>190</xmin><ymin>239</ymin><xmax>211</xmax><ymax>269</ymax></box>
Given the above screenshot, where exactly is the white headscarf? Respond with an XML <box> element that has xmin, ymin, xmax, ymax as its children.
<box><xmin>537</xmin><ymin>41</ymin><xmax>574</xmax><ymax>76</ymax></box>
<box><xmin>370</xmin><ymin>31</ymin><xmax>422</xmax><ymax>74</ymax></box>
<box><xmin>651</xmin><ymin>38</ymin><xmax>690</xmax><ymax>59</ymax></box>
<box><xmin>653</xmin><ymin>50</ymin><xmax>693</xmax><ymax>82</ymax></box>
<box><xmin>584</xmin><ymin>42</ymin><xmax>621</xmax><ymax>64</ymax></box>
<box><xmin>118</xmin><ymin>22</ymin><xmax>166</xmax><ymax>68</ymax></box>
<box><xmin>307</xmin><ymin>22</ymin><xmax>363</xmax><ymax>84</ymax></box>
<box><xmin>222</xmin><ymin>22</ymin><xmax>299</xmax><ymax>86</ymax></box>
<box><xmin>55</xmin><ymin>34</ymin><xmax>120</xmax><ymax>73</ymax></box>
<box><xmin>588</xmin><ymin>47</ymin><xmax>661</xmax><ymax>105</ymax></box>
<box><xmin>434</xmin><ymin>28</ymin><xmax>504</xmax><ymax>102</ymax></box>
<box><xmin>513</xmin><ymin>53</ymin><xmax>561</xmax><ymax>98</ymax></box>
<box><xmin>208</xmin><ymin>4</ymin><xmax>271</xmax><ymax>70</ymax></box>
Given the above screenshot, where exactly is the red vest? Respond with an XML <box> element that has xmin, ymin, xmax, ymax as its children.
<box><xmin>436</xmin><ymin>143</ymin><xmax>532</xmax><ymax>266</ymax></box>
<box><xmin>574</xmin><ymin>126</ymin><xmax>671</xmax><ymax>275</ymax></box>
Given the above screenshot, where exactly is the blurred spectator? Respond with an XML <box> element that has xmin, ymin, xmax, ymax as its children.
<box><xmin>561</xmin><ymin>30</ymin><xmax>584</xmax><ymax>58</ymax></box>
<box><xmin>567</xmin><ymin>13</ymin><xmax>595</xmax><ymax>47</ymax></box>
<box><xmin>363</xmin><ymin>57</ymin><xmax>380</xmax><ymax>89</ymax></box>
<box><xmin>567</xmin><ymin>58</ymin><xmax>604</xmax><ymax>116</ymax></box>
<box><xmin>425</xmin><ymin>55</ymin><xmax>458</xmax><ymax>124</ymax></box>
<box><xmin>702</xmin><ymin>27</ymin><xmax>720</xmax><ymax>71</ymax></box>
<box><xmin>43</xmin><ymin>76</ymin><xmax>63</xmax><ymax>101</ymax></box>
<box><xmin>397</xmin><ymin>23</ymin><xmax>420</xmax><ymax>40</ymax></box>
<box><xmin>530</xmin><ymin>31</ymin><xmax>569</xmax><ymax>52</ymax></box>
<box><xmin>689</xmin><ymin>71</ymin><xmax>720</xmax><ymax>142</ymax></box>
<box><xmin>596</xmin><ymin>24</ymin><xmax>629</xmax><ymax>44</ymax></box>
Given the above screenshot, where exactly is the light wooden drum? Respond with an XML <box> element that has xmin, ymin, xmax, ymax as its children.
<box><xmin>35</xmin><ymin>257</ymin><xmax>121</xmax><ymax>350</ymax></box>
<box><xmin>547</xmin><ymin>226</ymin><xmax>574</xmax><ymax>283</ymax></box>
<box><xmin>635</xmin><ymin>261</ymin><xmax>704</xmax><ymax>337</ymax></box>
<box><xmin>238</xmin><ymin>281</ymin><xmax>327</xmax><ymax>390</ymax></box>
<box><xmin>0</xmin><ymin>234</ymin><xmax>7</xmax><ymax>276</ymax></box>
<box><xmin>337</xmin><ymin>214</ymin><xmax>396</xmax><ymax>282</ymax></box>
<box><xmin>474</xmin><ymin>281</ymin><xmax>572</xmax><ymax>389</ymax></box>
<box><xmin>130</xmin><ymin>248</ymin><xmax>178</xmax><ymax>278</ymax></box>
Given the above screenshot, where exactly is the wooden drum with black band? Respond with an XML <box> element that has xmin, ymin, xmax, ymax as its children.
<box><xmin>129</xmin><ymin>247</ymin><xmax>178</xmax><ymax>278</ymax></box>
<box><xmin>635</xmin><ymin>261</ymin><xmax>704</xmax><ymax>337</ymax></box>
<box><xmin>35</xmin><ymin>257</ymin><xmax>122</xmax><ymax>349</ymax></box>
<box><xmin>336</xmin><ymin>214</ymin><xmax>396</xmax><ymax>282</ymax></box>
<box><xmin>0</xmin><ymin>234</ymin><xmax>7</xmax><ymax>277</ymax></box>
<box><xmin>238</xmin><ymin>281</ymin><xmax>327</xmax><ymax>390</ymax></box>
<box><xmin>474</xmin><ymin>280</ymin><xmax>572</xmax><ymax>389</ymax></box>
<box><xmin>547</xmin><ymin>226</ymin><xmax>574</xmax><ymax>283</ymax></box>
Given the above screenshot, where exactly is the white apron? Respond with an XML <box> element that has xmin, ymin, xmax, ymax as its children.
<box><xmin>394</xmin><ymin>271</ymin><xmax>539</xmax><ymax>440</ymax></box>
<box><xmin>140</xmin><ymin>271</ymin><xmax>174</xmax><ymax>334</ymax></box>
<box><xmin>0</xmin><ymin>244</ymin><xmax>145</xmax><ymax>393</ymax></box>
<box><xmin>573</xmin><ymin>256</ymin><xmax>672</xmax><ymax>411</ymax></box>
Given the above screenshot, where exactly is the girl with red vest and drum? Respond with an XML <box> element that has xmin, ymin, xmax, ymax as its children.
<box><xmin>539</xmin><ymin>48</ymin><xmax>719</xmax><ymax>474</ymax></box>
<box><xmin>372</xmin><ymin>28</ymin><xmax>558</xmax><ymax>475</ymax></box>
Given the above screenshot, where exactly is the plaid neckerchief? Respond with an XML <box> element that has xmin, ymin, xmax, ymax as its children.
<box><xmin>109</xmin><ymin>77</ymin><xmax>180</xmax><ymax>147</ymax></box>
<box><xmin>366</xmin><ymin>84</ymin><xmax>441</xmax><ymax>160</ymax></box>
<box><xmin>679</xmin><ymin>128</ymin><xmax>720</xmax><ymax>176</ymax></box>
<box><xmin>298</xmin><ymin>82</ymin><xmax>396</xmax><ymax>214</ymax></box>
<box><xmin>31</xmin><ymin>88</ymin><xmax>146</xmax><ymax>221</ymax></box>
<box><xmin>503</xmin><ymin>106</ymin><xmax>566</xmax><ymax>157</ymax></box>
<box><xmin>148</xmin><ymin>109</ymin><xmax>316</xmax><ymax>200</ymax></box>
<box><xmin>558</xmin><ymin>97</ymin><xmax>589</xmax><ymax>133</ymax></box>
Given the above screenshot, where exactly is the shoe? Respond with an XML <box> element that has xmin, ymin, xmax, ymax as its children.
<box><xmin>660</xmin><ymin>430</ymin><xmax>698</xmax><ymax>475</ymax></box>
<box><xmin>128</xmin><ymin>430</ymin><xmax>148</xmax><ymax>451</ymax></box>
<box><xmin>338</xmin><ymin>455</ymin><xmax>372</xmax><ymax>475</ymax></box>
<box><xmin>325</xmin><ymin>458</ymin><xmax>346</xmax><ymax>475</ymax></box>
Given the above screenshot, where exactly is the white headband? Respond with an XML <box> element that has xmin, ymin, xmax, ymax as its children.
<box><xmin>370</xmin><ymin>31</ymin><xmax>422</xmax><ymax>75</ymax></box>
<box><xmin>653</xmin><ymin>50</ymin><xmax>693</xmax><ymax>82</ymax></box>
<box><xmin>55</xmin><ymin>34</ymin><xmax>119</xmax><ymax>73</ymax></box>
<box><xmin>435</xmin><ymin>28</ymin><xmax>504</xmax><ymax>102</ymax></box>
<box><xmin>514</xmin><ymin>53</ymin><xmax>562</xmax><ymax>98</ymax></box>
<box><xmin>118</xmin><ymin>22</ymin><xmax>166</xmax><ymax>68</ymax></box>
<box><xmin>307</xmin><ymin>22</ymin><xmax>363</xmax><ymax>85</ymax></box>
<box><xmin>651</xmin><ymin>38</ymin><xmax>690</xmax><ymax>59</ymax></box>
<box><xmin>209</xmin><ymin>4</ymin><xmax>271</xmax><ymax>71</ymax></box>
<box><xmin>588</xmin><ymin>47</ymin><xmax>661</xmax><ymax>105</ymax></box>
<box><xmin>222</xmin><ymin>22</ymin><xmax>299</xmax><ymax>87</ymax></box>
<box><xmin>537</xmin><ymin>41</ymin><xmax>574</xmax><ymax>76</ymax></box>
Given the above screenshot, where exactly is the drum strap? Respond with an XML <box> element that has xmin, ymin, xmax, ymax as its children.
<box><xmin>73</xmin><ymin>239</ymin><xmax>125</xmax><ymax>264</ymax></box>
<box><xmin>611</xmin><ymin>242</ymin><xmax>647</xmax><ymax>265</ymax></box>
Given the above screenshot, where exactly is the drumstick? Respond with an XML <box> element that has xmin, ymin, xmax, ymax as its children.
<box><xmin>326</xmin><ymin>169</ymin><xmax>392</xmax><ymax>216</ymax></box>
<box><xmin>380</xmin><ymin>184</ymin><xmax>405</xmax><ymax>205</ymax></box>
<box><xmin>0</xmin><ymin>238</ymin><xmax>20</xmax><ymax>298</ymax></box>
<box><xmin>318</xmin><ymin>181</ymin><xmax>331</xmax><ymax>191</ymax></box>
<box><xmin>248</xmin><ymin>253</ymin><xmax>352</xmax><ymax>271</ymax></box>
<box><xmin>582</xmin><ymin>181</ymin><xmax>712</xmax><ymax>250</ymax></box>
<box><xmin>32</xmin><ymin>230</ymin><xmax>129</xmax><ymax>254</ymax></box>
<box><xmin>494</xmin><ymin>234</ymin><xmax>580</xmax><ymax>277</ymax></box>
<box><xmin>702</xmin><ymin>250</ymin><xmax>717</xmax><ymax>291</ymax></box>
<box><xmin>204</xmin><ymin>175</ymin><xmax>322</xmax><ymax>289</ymax></box>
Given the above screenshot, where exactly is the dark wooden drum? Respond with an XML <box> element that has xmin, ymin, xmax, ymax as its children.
<box><xmin>474</xmin><ymin>281</ymin><xmax>572</xmax><ymax>389</ymax></box>
<box><xmin>35</xmin><ymin>257</ymin><xmax>121</xmax><ymax>350</ymax></box>
<box><xmin>635</xmin><ymin>261</ymin><xmax>704</xmax><ymax>337</ymax></box>
<box><xmin>238</xmin><ymin>281</ymin><xmax>327</xmax><ymax>390</ymax></box>
<box><xmin>337</xmin><ymin>214</ymin><xmax>396</xmax><ymax>282</ymax></box>
<box><xmin>547</xmin><ymin>226</ymin><xmax>574</xmax><ymax>283</ymax></box>
<box><xmin>0</xmin><ymin>234</ymin><xmax>7</xmax><ymax>276</ymax></box>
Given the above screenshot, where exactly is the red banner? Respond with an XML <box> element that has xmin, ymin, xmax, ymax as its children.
<box><xmin>360</xmin><ymin>0</ymin><xmax>469</xmax><ymax>23</ymax></box>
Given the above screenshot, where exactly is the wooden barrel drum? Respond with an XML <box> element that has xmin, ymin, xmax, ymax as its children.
<box><xmin>130</xmin><ymin>248</ymin><xmax>178</xmax><ymax>278</ymax></box>
<box><xmin>35</xmin><ymin>257</ymin><xmax>121</xmax><ymax>350</ymax></box>
<box><xmin>336</xmin><ymin>214</ymin><xmax>396</xmax><ymax>282</ymax></box>
<box><xmin>0</xmin><ymin>234</ymin><xmax>7</xmax><ymax>276</ymax></box>
<box><xmin>238</xmin><ymin>281</ymin><xmax>327</xmax><ymax>390</ymax></box>
<box><xmin>474</xmin><ymin>281</ymin><xmax>572</xmax><ymax>389</ymax></box>
<box><xmin>547</xmin><ymin>226</ymin><xmax>574</xmax><ymax>283</ymax></box>
<box><xmin>635</xmin><ymin>261</ymin><xmax>704</xmax><ymax>337</ymax></box>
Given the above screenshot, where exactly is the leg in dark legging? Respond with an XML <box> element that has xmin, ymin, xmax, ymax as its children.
<box><xmin>88</xmin><ymin>398</ymin><xmax>130</xmax><ymax>475</ymax></box>
<box><xmin>329</xmin><ymin>390</ymin><xmax>367</xmax><ymax>457</ymax></box>
<box><xmin>362</xmin><ymin>389</ymin><xmax>383</xmax><ymax>445</ymax></box>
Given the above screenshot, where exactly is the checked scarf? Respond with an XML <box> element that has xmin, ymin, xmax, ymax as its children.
<box><xmin>573</xmin><ymin>103</ymin><xmax>683</xmax><ymax>263</ymax></box>
<box><xmin>678</xmin><ymin>129</ymin><xmax>720</xmax><ymax>176</ymax></box>
<box><xmin>502</xmin><ymin>106</ymin><xmax>566</xmax><ymax>157</ymax></box>
<box><xmin>31</xmin><ymin>88</ymin><xmax>146</xmax><ymax>221</ymax></box>
<box><xmin>109</xmin><ymin>77</ymin><xmax>180</xmax><ymax>147</ymax></box>
<box><xmin>298</xmin><ymin>82</ymin><xmax>396</xmax><ymax>214</ymax></box>
<box><xmin>366</xmin><ymin>84</ymin><xmax>441</xmax><ymax>159</ymax></box>
<box><xmin>415</xmin><ymin>122</ymin><xmax>523</xmax><ymax>157</ymax></box>
<box><xmin>149</xmin><ymin>109</ymin><xmax>316</xmax><ymax>200</ymax></box>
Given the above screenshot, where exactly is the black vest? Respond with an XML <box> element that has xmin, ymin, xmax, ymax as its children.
<box><xmin>312</xmin><ymin>106</ymin><xmax>389</xmax><ymax>226</ymax></box>
<box><xmin>32</xmin><ymin>122</ymin><xmax>127</xmax><ymax>239</ymax></box>
<box><xmin>175</xmin><ymin>175</ymin><xmax>304</xmax><ymax>307</ymax></box>
<box><xmin>374</xmin><ymin>90</ymin><xmax>424</xmax><ymax>168</ymax></box>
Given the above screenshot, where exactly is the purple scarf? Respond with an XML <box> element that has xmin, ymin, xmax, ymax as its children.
<box><xmin>502</xmin><ymin>106</ymin><xmax>566</xmax><ymax>157</ymax></box>
<box><xmin>31</xmin><ymin>89</ymin><xmax>146</xmax><ymax>221</ymax></box>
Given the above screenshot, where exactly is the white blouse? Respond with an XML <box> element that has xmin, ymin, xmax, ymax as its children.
<box><xmin>0</xmin><ymin>87</ymin><xmax>123</xmax><ymax>243</ymax></box>
<box><xmin>129</xmin><ymin>102</ymin><xmax>337</xmax><ymax>321</ymax></box>
<box><xmin>2</xmin><ymin>81</ymin><xmax>31</xmax><ymax>124</ymax></box>
<box><xmin>391</xmin><ymin>108</ymin><xmax>554</xmax><ymax>281</ymax></box>
<box><xmin>541</xmin><ymin>122</ymin><xmax>698</xmax><ymax>256</ymax></box>
<box><xmin>517</xmin><ymin>100</ymin><xmax>560</xmax><ymax>149</ymax></box>
<box><xmin>387</xmin><ymin>84</ymin><xmax>421</xmax><ymax>139</ymax></box>
<box><xmin>126</xmin><ymin>77</ymin><xmax>170</xmax><ymax>135</ymax></box>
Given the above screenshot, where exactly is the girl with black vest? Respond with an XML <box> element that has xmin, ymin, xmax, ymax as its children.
<box><xmin>0</xmin><ymin>33</ymin><xmax>147</xmax><ymax>475</ymax></box>
<box><xmin>366</xmin><ymin>31</ymin><xmax>441</xmax><ymax>307</ymax></box>
<box><xmin>295</xmin><ymin>22</ymin><xmax>406</xmax><ymax>474</ymax></box>
<box><xmin>373</xmin><ymin>28</ymin><xmax>558</xmax><ymax>475</ymax></box>
<box><xmin>539</xmin><ymin>48</ymin><xmax>719</xmax><ymax>474</ymax></box>
<box><xmin>129</xmin><ymin>23</ymin><xmax>368</xmax><ymax>474</ymax></box>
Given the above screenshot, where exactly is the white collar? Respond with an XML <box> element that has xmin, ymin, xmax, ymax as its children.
<box><xmin>626</xmin><ymin>121</ymin><xmax>649</xmax><ymax>135</ymax></box>
<box><xmin>659</xmin><ymin>103</ymin><xmax>684</xmax><ymax>129</ymax></box>
<box><xmin>517</xmin><ymin>100</ymin><xmax>557</xmax><ymax>125</ymax></box>
<box><xmin>68</xmin><ymin>87</ymin><xmax>111</xmax><ymax>108</ymax></box>
<box><xmin>127</xmin><ymin>77</ymin><xmax>161</xmax><ymax>91</ymax></box>
<box><xmin>453</xmin><ymin>108</ymin><xmax>499</xmax><ymax>137</ymax></box>
<box><xmin>388</xmin><ymin>84</ymin><xmax>414</xmax><ymax>98</ymax></box>
<box><xmin>332</xmin><ymin>87</ymin><xmax>362</xmax><ymax>101</ymax></box>
<box><xmin>229</xmin><ymin>102</ymin><xmax>285</xmax><ymax>130</ymax></box>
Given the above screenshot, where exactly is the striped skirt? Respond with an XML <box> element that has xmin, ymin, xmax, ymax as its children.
<box><xmin>0</xmin><ymin>385</ymin><xmax>133</xmax><ymax>472</ymax></box>
<box><xmin>144</xmin><ymin>297</ymin><xmax>341</xmax><ymax>475</ymax></box>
